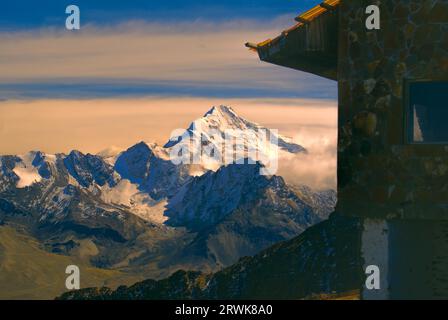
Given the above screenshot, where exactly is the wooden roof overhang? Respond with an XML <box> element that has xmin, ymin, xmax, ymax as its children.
<box><xmin>246</xmin><ymin>0</ymin><xmax>340</xmax><ymax>81</ymax></box>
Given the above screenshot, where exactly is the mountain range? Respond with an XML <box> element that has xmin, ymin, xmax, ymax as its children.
<box><xmin>0</xmin><ymin>105</ymin><xmax>336</xmax><ymax>298</ymax></box>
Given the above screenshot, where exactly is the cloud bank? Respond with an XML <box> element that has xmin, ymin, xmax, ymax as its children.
<box><xmin>0</xmin><ymin>20</ymin><xmax>336</xmax><ymax>100</ymax></box>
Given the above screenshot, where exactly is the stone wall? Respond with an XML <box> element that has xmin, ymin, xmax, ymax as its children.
<box><xmin>336</xmin><ymin>0</ymin><xmax>448</xmax><ymax>219</ymax></box>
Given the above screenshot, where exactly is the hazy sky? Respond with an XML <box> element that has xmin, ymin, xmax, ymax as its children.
<box><xmin>0</xmin><ymin>20</ymin><xmax>336</xmax><ymax>100</ymax></box>
<box><xmin>0</xmin><ymin>0</ymin><xmax>337</xmax><ymax>189</ymax></box>
<box><xmin>0</xmin><ymin>97</ymin><xmax>336</xmax><ymax>154</ymax></box>
<box><xmin>0</xmin><ymin>0</ymin><xmax>335</xmax><ymax>100</ymax></box>
<box><xmin>0</xmin><ymin>97</ymin><xmax>337</xmax><ymax>190</ymax></box>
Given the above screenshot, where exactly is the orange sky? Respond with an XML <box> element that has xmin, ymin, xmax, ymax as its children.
<box><xmin>0</xmin><ymin>97</ymin><xmax>337</xmax><ymax>189</ymax></box>
<box><xmin>0</xmin><ymin>97</ymin><xmax>336</xmax><ymax>155</ymax></box>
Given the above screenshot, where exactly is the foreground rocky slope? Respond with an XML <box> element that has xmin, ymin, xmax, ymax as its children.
<box><xmin>59</xmin><ymin>214</ymin><xmax>362</xmax><ymax>300</ymax></box>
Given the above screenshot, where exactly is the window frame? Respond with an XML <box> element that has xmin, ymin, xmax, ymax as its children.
<box><xmin>404</xmin><ymin>79</ymin><xmax>448</xmax><ymax>145</ymax></box>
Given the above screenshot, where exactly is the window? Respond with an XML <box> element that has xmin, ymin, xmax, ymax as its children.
<box><xmin>407</xmin><ymin>81</ymin><xmax>448</xmax><ymax>144</ymax></box>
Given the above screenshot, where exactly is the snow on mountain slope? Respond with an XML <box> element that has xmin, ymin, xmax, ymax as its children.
<box><xmin>164</xmin><ymin>105</ymin><xmax>306</xmax><ymax>172</ymax></box>
<box><xmin>100</xmin><ymin>179</ymin><xmax>168</xmax><ymax>224</ymax></box>
<box><xmin>165</xmin><ymin>162</ymin><xmax>270</xmax><ymax>230</ymax></box>
<box><xmin>95</xmin><ymin>141</ymin><xmax>192</xmax><ymax>223</ymax></box>
<box><xmin>114</xmin><ymin>141</ymin><xmax>192</xmax><ymax>201</ymax></box>
<box><xmin>13</xmin><ymin>152</ymin><xmax>43</xmax><ymax>188</ymax></box>
<box><xmin>3</xmin><ymin>151</ymin><xmax>56</xmax><ymax>189</ymax></box>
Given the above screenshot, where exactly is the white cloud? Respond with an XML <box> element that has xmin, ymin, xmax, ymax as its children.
<box><xmin>278</xmin><ymin>126</ymin><xmax>337</xmax><ymax>190</ymax></box>
<box><xmin>0</xmin><ymin>19</ymin><xmax>310</xmax><ymax>91</ymax></box>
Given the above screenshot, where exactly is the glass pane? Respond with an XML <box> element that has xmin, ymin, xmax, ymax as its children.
<box><xmin>408</xmin><ymin>82</ymin><xmax>448</xmax><ymax>143</ymax></box>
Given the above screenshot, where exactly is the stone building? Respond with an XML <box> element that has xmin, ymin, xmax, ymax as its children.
<box><xmin>247</xmin><ymin>0</ymin><xmax>448</xmax><ymax>299</ymax></box>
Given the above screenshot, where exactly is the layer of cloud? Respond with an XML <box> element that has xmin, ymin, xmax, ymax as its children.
<box><xmin>0</xmin><ymin>20</ymin><xmax>336</xmax><ymax>99</ymax></box>
<box><xmin>278</xmin><ymin>127</ymin><xmax>337</xmax><ymax>190</ymax></box>
<box><xmin>0</xmin><ymin>20</ymin><xmax>292</xmax><ymax>82</ymax></box>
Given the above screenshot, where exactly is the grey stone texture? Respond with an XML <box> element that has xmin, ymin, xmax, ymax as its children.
<box><xmin>336</xmin><ymin>0</ymin><xmax>448</xmax><ymax>220</ymax></box>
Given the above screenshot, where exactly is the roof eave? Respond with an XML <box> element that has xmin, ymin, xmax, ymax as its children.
<box><xmin>246</xmin><ymin>0</ymin><xmax>340</xmax><ymax>81</ymax></box>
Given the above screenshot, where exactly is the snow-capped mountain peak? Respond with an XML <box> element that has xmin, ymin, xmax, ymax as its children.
<box><xmin>164</xmin><ymin>105</ymin><xmax>306</xmax><ymax>173</ymax></box>
<box><xmin>200</xmin><ymin>105</ymin><xmax>249</xmax><ymax>131</ymax></box>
